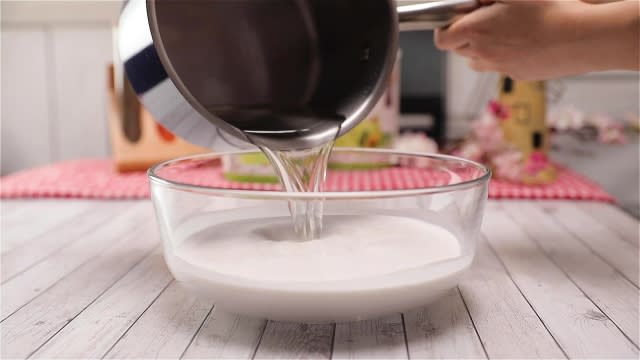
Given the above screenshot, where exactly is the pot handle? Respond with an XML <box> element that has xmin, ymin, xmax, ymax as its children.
<box><xmin>397</xmin><ymin>0</ymin><xmax>479</xmax><ymax>31</ymax></box>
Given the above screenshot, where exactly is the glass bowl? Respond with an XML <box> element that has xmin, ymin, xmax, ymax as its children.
<box><xmin>149</xmin><ymin>148</ymin><xmax>490</xmax><ymax>322</ymax></box>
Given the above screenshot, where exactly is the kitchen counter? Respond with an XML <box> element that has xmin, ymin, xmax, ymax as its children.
<box><xmin>1</xmin><ymin>199</ymin><xmax>638</xmax><ymax>359</ymax></box>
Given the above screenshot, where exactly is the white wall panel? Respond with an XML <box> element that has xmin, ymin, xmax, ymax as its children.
<box><xmin>1</xmin><ymin>29</ymin><xmax>52</xmax><ymax>175</ymax></box>
<box><xmin>51</xmin><ymin>27</ymin><xmax>113</xmax><ymax>160</ymax></box>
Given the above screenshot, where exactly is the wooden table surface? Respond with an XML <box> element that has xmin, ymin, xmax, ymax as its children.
<box><xmin>1</xmin><ymin>199</ymin><xmax>638</xmax><ymax>359</ymax></box>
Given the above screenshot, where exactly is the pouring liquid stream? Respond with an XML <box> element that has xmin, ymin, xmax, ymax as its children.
<box><xmin>259</xmin><ymin>140</ymin><xmax>335</xmax><ymax>240</ymax></box>
<box><xmin>212</xmin><ymin>104</ymin><xmax>344</xmax><ymax>240</ymax></box>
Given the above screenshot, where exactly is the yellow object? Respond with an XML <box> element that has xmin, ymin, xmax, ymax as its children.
<box><xmin>498</xmin><ymin>76</ymin><xmax>556</xmax><ymax>184</ymax></box>
<box><xmin>334</xmin><ymin>117</ymin><xmax>390</xmax><ymax>148</ymax></box>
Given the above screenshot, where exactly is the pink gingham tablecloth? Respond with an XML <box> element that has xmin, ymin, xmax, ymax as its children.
<box><xmin>0</xmin><ymin>159</ymin><xmax>614</xmax><ymax>202</ymax></box>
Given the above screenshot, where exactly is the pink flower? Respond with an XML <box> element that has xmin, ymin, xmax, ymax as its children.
<box><xmin>598</xmin><ymin>125</ymin><xmax>628</xmax><ymax>144</ymax></box>
<box><xmin>525</xmin><ymin>151</ymin><xmax>550</xmax><ymax>175</ymax></box>
<box><xmin>394</xmin><ymin>132</ymin><xmax>438</xmax><ymax>168</ymax></box>
<box><xmin>590</xmin><ymin>114</ymin><xmax>628</xmax><ymax>144</ymax></box>
<box><xmin>488</xmin><ymin>100</ymin><xmax>510</xmax><ymax>121</ymax></box>
<box><xmin>454</xmin><ymin>142</ymin><xmax>484</xmax><ymax>162</ymax></box>
<box><xmin>493</xmin><ymin>149</ymin><xmax>523</xmax><ymax>182</ymax></box>
<box><xmin>471</xmin><ymin>112</ymin><xmax>504</xmax><ymax>153</ymax></box>
<box><xmin>395</xmin><ymin>132</ymin><xmax>438</xmax><ymax>153</ymax></box>
<box><xmin>548</xmin><ymin>106</ymin><xmax>586</xmax><ymax>131</ymax></box>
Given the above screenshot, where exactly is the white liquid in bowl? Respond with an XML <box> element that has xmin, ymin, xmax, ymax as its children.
<box><xmin>164</xmin><ymin>211</ymin><xmax>473</xmax><ymax>321</ymax></box>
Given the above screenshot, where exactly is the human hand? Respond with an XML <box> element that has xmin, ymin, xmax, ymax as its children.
<box><xmin>434</xmin><ymin>0</ymin><xmax>639</xmax><ymax>80</ymax></box>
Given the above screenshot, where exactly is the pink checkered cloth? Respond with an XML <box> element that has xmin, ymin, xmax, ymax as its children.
<box><xmin>0</xmin><ymin>159</ymin><xmax>614</xmax><ymax>202</ymax></box>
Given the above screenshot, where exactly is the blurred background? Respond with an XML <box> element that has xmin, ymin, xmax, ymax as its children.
<box><xmin>2</xmin><ymin>0</ymin><xmax>639</xmax><ymax>214</ymax></box>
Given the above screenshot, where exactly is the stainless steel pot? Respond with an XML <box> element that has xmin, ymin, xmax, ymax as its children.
<box><xmin>119</xmin><ymin>0</ymin><xmax>477</xmax><ymax>151</ymax></box>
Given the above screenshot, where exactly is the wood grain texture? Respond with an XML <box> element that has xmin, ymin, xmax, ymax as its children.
<box><xmin>1</xmin><ymin>29</ymin><xmax>52</xmax><ymax>175</ymax></box>
<box><xmin>333</xmin><ymin>315</ymin><xmax>406</xmax><ymax>359</ymax></box>
<box><xmin>483</xmin><ymin>203</ymin><xmax>638</xmax><ymax>358</ymax></box>
<box><xmin>0</xmin><ymin>202</ymin><xmax>153</xmax><ymax>320</ymax></box>
<box><xmin>0</xmin><ymin>200</ymin><xmax>90</xmax><ymax>253</ymax></box>
<box><xmin>0</xmin><ymin>200</ymin><xmax>20</xmax><ymax>214</ymax></box>
<box><xmin>549</xmin><ymin>201</ymin><xmax>639</xmax><ymax>287</ymax></box>
<box><xmin>458</xmin><ymin>237</ymin><xmax>565</xmax><ymax>359</ymax></box>
<box><xmin>182</xmin><ymin>308</ymin><xmax>266</xmax><ymax>359</ymax></box>
<box><xmin>1</xmin><ymin>201</ymin><xmax>130</xmax><ymax>282</ymax></box>
<box><xmin>104</xmin><ymin>280</ymin><xmax>212</xmax><ymax>359</ymax></box>
<box><xmin>404</xmin><ymin>289</ymin><xmax>487</xmax><ymax>359</ymax></box>
<box><xmin>506</xmin><ymin>202</ymin><xmax>640</xmax><ymax>347</ymax></box>
<box><xmin>579</xmin><ymin>202</ymin><xmax>639</xmax><ymax>247</ymax></box>
<box><xmin>32</xmin><ymin>250</ymin><xmax>172</xmax><ymax>358</ymax></box>
<box><xmin>0</xmin><ymin>219</ymin><xmax>158</xmax><ymax>359</ymax></box>
<box><xmin>50</xmin><ymin>27</ymin><xmax>113</xmax><ymax>160</ymax></box>
<box><xmin>253</xmin><ymin>322</ymin><xmax>334</xmax><ymax>359</ymax></box>
<box><xmin>2</xmin><ymin>200</ymin><xmax>639</xmax><ymax>359</ymax></box>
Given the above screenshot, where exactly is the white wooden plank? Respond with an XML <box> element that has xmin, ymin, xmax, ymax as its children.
<box><xmin>579</xmin><ymin>202</ymin><xmax>639</xmax><ymax>247</ymax></box>
<box><xmin>0</xmin><ymin>202</ymin><xmax>37</xmax><ymax>235</ymax></box>
<box><xmin>0</xmin><ymin>200</ymin><xmax>91</xmax><ymax>253</ymax></box>
<box><xmin>0</xmin><ymin>218</ymin><xmax>158</xmax><ymax>359</ymax></box>
<box><xmin>181</xmin><ymin>308</ymin><xmax>266</xmax><ymax>360</ymax></box>
<box><xmin>1</xmin><ymin>28</ymin><xmax>52</xmax><ymax>175</ymax></box>
<box><xmin>1</xmin><ymin>201</ymin><xmax>131</xmax><ymax>282</ymax></box>
<box><xmin>482</xmin><ymin>203</ymin><xmax>638</xmax><ymax>358</ymax></box>
<box><xmin>253</xmin><ymin>322</ymin><xmax>334</xmax><ymax>359</ymax></box>
<box><xmin>549</xmin><ymin>201</ymin><xmax>639</xmax><ymax>287</ymax></box>
<box><xmin>104</xmin><ymin>280</ymin><xmax>212</xmax><ymax>359</ymax></box>
<box><xmin>51</xmin><ymin>27</ymin><xmax>113</xmax><ymax>160</ymax></box>
<box><xmin>505</xmin><ymin>202</ymin><xmax>640</xmax><ymax>346</ymax></box>
<box><xmin>0</xmin><ymin>200</ymin><xmax>21</xmax><ymax>215</ymax></box>
<box><xmin>403</xmin><ymin>288</ymin><xmax>487</xmax><ymax>359</ymax></box>
<box><xmin>0</xmin><ymin>202</ymin><xmax>153</xmax><ymax>320</ymax></box>
<box><xmin>458</xmin><ymin>238</ymin><xmax>565</xmax><ymax>358</ymax></box>
<box><xmin>333</xmin><ymin>315</ymin><xmax>407</xmax><ymax>359</ymax></box>
<box><xmin>32</xmin><ymin>249</ymin><xmax>173</xmax><ymax>359</ymax></box>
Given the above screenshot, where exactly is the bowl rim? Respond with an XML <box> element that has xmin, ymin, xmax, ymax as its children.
<box><xmin>148</xmin><ymin>147</ymin><xmax>492</xmax><ymax>200</ymax></box>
